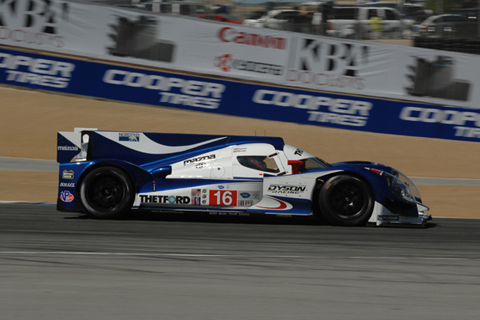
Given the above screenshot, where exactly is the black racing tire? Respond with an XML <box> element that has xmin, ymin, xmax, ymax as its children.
<box><xmin>318</xmin><ymin>175</ymin><xmax>374</xmax><ymax>226</ymax></box>
<box><xmin>79</xmin><ymin>166</ymin><xmax>134</xmax><ymax>219</ymax></box>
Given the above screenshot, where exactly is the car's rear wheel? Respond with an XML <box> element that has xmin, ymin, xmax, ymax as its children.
<box><xmin>80</xmin><ymin>166</ymin><xmax>134</xmax><ymax>219</ymax></box>
<box><xmin>318</xmin><ymin>175</ymin><xmax>374</xmax><ymax>226</ymax></box>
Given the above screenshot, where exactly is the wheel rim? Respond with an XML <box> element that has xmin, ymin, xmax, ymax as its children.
<box><xmin>329</xmin><ymin>181</ymin><xmax>368</xmax><ymax>220</ymax></box>
<box><xmin>87</xmin><ymin>174</ymin><xmax>125</xmax><ymax>212</ymax></box>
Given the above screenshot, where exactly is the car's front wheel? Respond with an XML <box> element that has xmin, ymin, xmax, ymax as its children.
<box><xmin>318</xmin><ymin>175</ymin><xmax>374</xmax><ymax>226</ymax></box>
<box><xmin>80</xmin><ymin>166</ymin><xmax>134</xmax><ymax>219</ymax></box>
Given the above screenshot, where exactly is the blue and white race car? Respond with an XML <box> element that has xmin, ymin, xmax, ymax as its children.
<box><xmin>57</xmin><ymin>129</ymin><xmax>431</xmax><ymax>226</ymax></box>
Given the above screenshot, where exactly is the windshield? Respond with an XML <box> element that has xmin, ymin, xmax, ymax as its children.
<box><xmin>300</xmin><ymin>157</ymin><xmax>331</xmax><ymax>172</ymax></box>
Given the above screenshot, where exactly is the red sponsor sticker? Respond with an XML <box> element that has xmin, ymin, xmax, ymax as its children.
<box><xmin>209</xmin><ymin>190</ymin><xmax>237</xmax><ymax>206</ymax></box>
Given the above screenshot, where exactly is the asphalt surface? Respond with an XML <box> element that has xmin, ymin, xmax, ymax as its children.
<box><xmin>1</xmin><ymin>203</ymin><xmax>480</xmax><ymax>320</ymax></box>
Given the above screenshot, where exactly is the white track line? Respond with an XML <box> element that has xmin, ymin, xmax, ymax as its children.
<box><xmin>0</xmin><ymin>251</ymin><xmax>476</xmax><ymax>261</ymax></box>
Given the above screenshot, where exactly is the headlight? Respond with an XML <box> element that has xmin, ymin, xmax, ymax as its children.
<box><xmin>391</xmin><ymin>170</ymin><xmax>422</xmax><ymax>202</ymax></box>
<box><xmin>384</xmin><ymin>172</ymin><xmax>416</xmax><ymax>204</ymax></box>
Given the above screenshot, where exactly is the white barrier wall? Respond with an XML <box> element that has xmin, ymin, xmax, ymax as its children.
<box><xmin>0</xmin><ymin>0</ymin><xmax>479</xmax><ymax>110</ymax></box>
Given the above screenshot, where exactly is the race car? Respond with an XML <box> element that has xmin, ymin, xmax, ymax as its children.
<box><xmin>57</xmin><ymin>129</ymin><xmax>431</xmax><ymax>226</ymax></box>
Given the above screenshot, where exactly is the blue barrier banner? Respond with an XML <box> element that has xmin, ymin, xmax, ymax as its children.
<box><xmin>1</xmin><ymin>47</ymin><xmax>479</xmax><ymax>142</ymax></box>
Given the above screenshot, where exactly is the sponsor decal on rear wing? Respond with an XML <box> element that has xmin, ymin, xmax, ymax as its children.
<box><xmin>57</xmin><ymin>128</ymin><xmax>97</xmax><ymax>163</ymax></box>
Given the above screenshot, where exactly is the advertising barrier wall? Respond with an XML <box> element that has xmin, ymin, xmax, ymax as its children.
<box><xmin>1</xmin><ymin>0</ymin><xmax>480</xmax><ymax>109</ymax></box>
<box><xmin>2</xmin><ymin>47</ymin><xmax>479</xmax><ymax>142</ymax></box>
<box><xmin>0</xmin><ymin>0</ymin><xmax>291</xmax><ymax>83</ymax></box>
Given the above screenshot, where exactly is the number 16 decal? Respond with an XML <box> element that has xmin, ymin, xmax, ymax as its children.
<box><xmin>209</xmin><ymin>190</ymin><xmax>238</xmax><ymax>206</ymax></box>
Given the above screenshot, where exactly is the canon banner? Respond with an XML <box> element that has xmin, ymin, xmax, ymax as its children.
<box><xmin>0</xmin><ymin>0</ymin><xmax>291</xmax><ymax>83</ymax></box>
